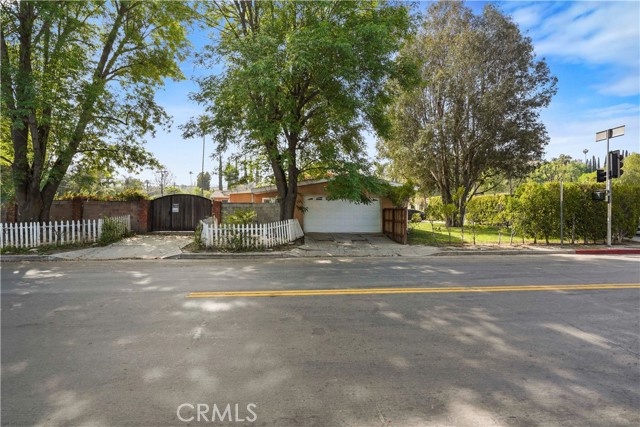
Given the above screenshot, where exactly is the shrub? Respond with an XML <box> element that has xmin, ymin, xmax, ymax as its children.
<box><xmin>466</xmin><ymin>195</ymin><xmax>510</xmax><ymax>226</ymax></box>
<box><xmin>194</xmin><ymin>222</ymin><xmax>204</xmax><ymax>248</ymax></box>
<box><xmin>117</xmin><ymin>189</ymin><xmax>149</xmax><ymax>201</ymax></box>
<box><xmin>57</xmin><ymin>189</ymin><xmax>148</xmax><ymax>201</ymax></box>
<box><xmin>508</xmin><ymin>181</ymin><xmax>639</xmax><ymax>244</ymax></box>
<box><xmin>225</xmin><ymin>208</ymin><xmax>257</xmax><ymax>225</ymax></box>
<box><xmin>384</xmin><ymin>181</ymin><xmax>416</xmax><ymax>208</ymax></box>
<box><xmin>99</xmin><ymin>217</ymin><xmax>129</xmax><ymax>245</ymax></box>
<box><xmin>612</xmin><ymin>182</ymin><xmax>640</xmax><ymax>242</ymax></box>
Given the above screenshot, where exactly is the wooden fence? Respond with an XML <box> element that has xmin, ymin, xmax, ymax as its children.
<box><xmin>383</xmin><ymin>208</ymin><xmax>408</xmax><ymax>244</ymax></box>
<box><xmin>200</xmin><ymin>219</ymin><xmax>304</xmax><ymax>249</ymax></box>
<box><xmin>0</xmin><ymin>215</ymin><xmax>131</xmax><ymax>249</ymax></box>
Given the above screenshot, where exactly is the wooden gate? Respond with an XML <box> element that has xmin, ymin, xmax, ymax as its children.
<box><xmin>383</xmin><ymin>208</ymin><xmax>408</xmax><ymax>244</ymax></box>
<box><xmin>150</xmin><ymin>195</ymin><xmax>212</xmax><ymax>231</ymax></box>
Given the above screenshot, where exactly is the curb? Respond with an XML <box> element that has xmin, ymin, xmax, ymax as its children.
<box><xmin>0</xmin><ymin>255</ymin><xmax>62</xmax><ymax>262</ymax></box>
<box><xmin>433</xmin><ymin>250</ymin><xmax>573</xmax><ymax>256</ymax></box>
<box><xmin>168</xmin><ymin>252</ymin><xmax>294</xmax><ymax>260</ymax></box>
<box><xmin>575</xmin><ymin>249</ymin><xmax>640</xmax><ymax>255</ymax></box>
<box><xmin>3</xmin><ymin>248</ymin><xmax>638</xmax><ymax>262</ymax></box>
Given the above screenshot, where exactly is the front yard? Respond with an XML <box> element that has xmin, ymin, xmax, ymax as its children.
<box><xmin>407</xmin><ymin>221</ymin><xmax>623</xmax><ymax>247</ymax></box>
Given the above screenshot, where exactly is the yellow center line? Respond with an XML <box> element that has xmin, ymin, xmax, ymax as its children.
<box><xmin>186</xmin><ymin>283</ymin><xmax>640</xmax><ymax>298</ymax></box>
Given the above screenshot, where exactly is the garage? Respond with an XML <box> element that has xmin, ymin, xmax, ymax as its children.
<box><xmin>303</xmin><ymin>195</ymin><xmax>381</xmax><ymax>233</ymax></box>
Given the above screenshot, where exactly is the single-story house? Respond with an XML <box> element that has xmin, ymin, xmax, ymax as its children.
<box><xmin>210</xmin><ymin>189</ymin><xmax>230</xmax><ymax>203</ymax></box>
<box><xmin>228</xmin><ymin>179</ymin><xmax>397</xmax><ymax>233</ymax></box>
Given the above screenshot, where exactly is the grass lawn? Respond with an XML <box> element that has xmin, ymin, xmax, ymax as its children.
<box><xmin>408</xmin><ymin>221</ymin><xmax>584</xmax><ymax>247</ymax></box>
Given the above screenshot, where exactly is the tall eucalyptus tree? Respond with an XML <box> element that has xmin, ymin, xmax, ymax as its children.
<box><xmin>379</xmin><ymin>2</ymin><xmax>557</xmax><ymax>225</ymax></box>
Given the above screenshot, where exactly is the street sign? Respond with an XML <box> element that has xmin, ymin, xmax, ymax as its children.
<box><xmin>596</xmin><ymin>125</ymin><xmax>625</xmax><ymax>141</ymax></box>
<box><xmin>610</xmin><ymin>125</ymin><xmax>625</xmax><ymax>138</ymax></box>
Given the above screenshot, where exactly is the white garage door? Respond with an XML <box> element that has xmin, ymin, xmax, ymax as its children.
<box><xmin>303</xmin><ymin>195</ymin><xmax>381</xmax><ymax>233</ymax></box>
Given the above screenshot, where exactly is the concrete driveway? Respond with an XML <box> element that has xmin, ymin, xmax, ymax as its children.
<box><xmin>293</xmin><ymin>233</ymin><xmax>439</xmax><ymax>257</ymax></box>
<box><xmin>53</xmin><ymin>233</ymin><xmax>193</xmax><ymax>260</ymax></box>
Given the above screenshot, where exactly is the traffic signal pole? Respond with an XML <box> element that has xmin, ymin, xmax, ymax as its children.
<box><xmin>606</xmin><ymin>135</ymin><xmax>611</xmax><ymax>247</ymax></box>
<box><xmin>595</xmin><ymin>125</ymin><xmax>624</xmax><ymax>247</ymax></box>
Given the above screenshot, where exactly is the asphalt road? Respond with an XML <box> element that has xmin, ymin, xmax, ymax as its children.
<box><xmin>2</xmin><ymin>255</ymin><xmax>639</xmax><ymax>427</ymax></box>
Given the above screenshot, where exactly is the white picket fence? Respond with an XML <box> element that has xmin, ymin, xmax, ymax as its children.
<box><xmin>0</xmin><ymin>215</ymin><xmax>131</xmax><ymax>249</ymax></box>
<box><xmin>200</xmin><ymin>218</ymin><xmax>304</xmax><ymax>249</ymax></box>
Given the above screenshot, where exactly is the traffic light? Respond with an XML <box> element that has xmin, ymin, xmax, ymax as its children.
<box><xmin>596</xmin><ymin>169</ymin><xmax>607</xmax><ymax>182</ymax></box>
<box><xmin>591</xmin><ymin>190</ymin><xmax>606</xmax><ymax>202</ymax></box>
<box><xmin>610</xmin><ymin>150</ymin><xmax>624</xmax><ymax>178</ymax></box>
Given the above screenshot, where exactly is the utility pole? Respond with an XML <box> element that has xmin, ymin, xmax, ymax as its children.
<box><xmin>159</xmin><ymin>170</ymin><xmax>168</xmax><ymax>197</ymax></box>
<box><xmin>201</xmin><ymin>134</ymin><xmax>206</xmax><ymax>197</ymax></box>
<box><xmin>218</xmin><ymin>155</ymin><xmax>223</xmax><ymax>190</ymax></box>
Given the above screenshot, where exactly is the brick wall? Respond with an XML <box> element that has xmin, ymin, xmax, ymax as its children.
<box><xmin>212</xmin><ymin>200</ymin><xmax>222</xmax><ymax>223</ymax></box>
<box><xmin>49</xmin><ymin>201</ymin><xmax>74</xmax><ymax>221</ymax></box>
<box><xmin>2</xmin><ymin>199</ymin><xmax>150</xmax><ymax>232</ymax></box>
<box><xmin>82</xmin><ymin>201</ymin><xmax>148</xmax><ymax>232</ymax></box>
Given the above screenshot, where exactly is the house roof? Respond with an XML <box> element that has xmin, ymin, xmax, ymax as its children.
<box><xmin>210</xmin><ymin>189</ymin><xmax>229</xmax><ymax>199</ymax></box>
<box><xmin>229</xmin><ymin>179</ymin><xmax>329</xmax><ymax>195</ymax></box>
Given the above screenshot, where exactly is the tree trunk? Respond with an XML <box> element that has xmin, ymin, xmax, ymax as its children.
<box><xmin>269</xmin><ymin>140</ymin><xmax>299</xmax><ymax>221</ymax></box>
<box><xmin>15</xmin><ymin>186</ymin><xmax>44</xmax><ymax>222</ymax></box>
<box><xmin>457</xmin><ymin>204</ymin><xmax>466</xmax><ymax>227</ymax></box>
<box><xmin>218</xmin><ymin>156</ymin><xmax>223</xmax><ymax>190</ymax></box>
<box><xmin>440</xmin><ymin>189</ymin><xmax>456</xmax><ymax>227</ymax></box>
<box><xmin>281</xmin><ymin>150</ymin><xmax>299</xmax><ymax>220</ymax></box>
<box><xmin>281</xmin><ymin>189</ymin><xmax>297</xmax><ymax>220</ymax></box>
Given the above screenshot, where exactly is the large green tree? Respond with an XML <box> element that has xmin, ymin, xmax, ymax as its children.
<box><xmin>186</xmin><ymin>0</ymin><xmax>412</xmax><ymax>220</ymax></box>
<box><xmin>1</xmin><ymin>0</ymin><xmax>193</xmax><ymax>221</ymax></box>
<box><xmin>528</xmin><ymin>155</ymin><xmax>588</xmax><ymax>184</ymax></box>
<box><xmin>618</xmin><ymin>152</ymin><xmax>640</xmax><ymax>185</ymax></box>
<box><xmin>196</xmin><ymin>171</ymin><xmax>211</xmax><ymax>191</ymax></box>
<box><xmin>379</xmin><ymin>1</ymin><xmax>557</xmax><ymax>226</ymax></box>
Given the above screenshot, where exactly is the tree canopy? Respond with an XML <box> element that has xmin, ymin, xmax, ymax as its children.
<box><xmin>617</xmin><ymin>152</ymin><xmax>640</xmax><ymax>185</ymax></box>
<box><xmin>185</xmin><ymin>0</ymin><xmax>413</xmax><ymax>219</ymax></box>
<box><xmin>196</xmin><ymin>171</ymin><xmax>211</xmax><ymax>191</ymax></box>
<box><xmin>379</xmin><ymin>1</ymin><xmax>557</xmax><ymax>225</ymax></box>
<box><xmin>528</xmin><ymin>155</ymin><xmax>587</xmax><ymax>184</ymax></box>
<box><xmin>1</xmin><ymin>0</ymin><xmax>194</xmax><ymax>220</ymax></box>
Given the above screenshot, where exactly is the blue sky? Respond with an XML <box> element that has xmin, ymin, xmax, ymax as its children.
<box><xmin>135</xmin><ymin>1</ymin><xmax>640</xmax><ymax>186</ymax></box>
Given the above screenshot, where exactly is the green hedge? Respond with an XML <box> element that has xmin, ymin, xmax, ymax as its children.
<box><xmin>57</xmin><ymin>189</ymin><xmax>149</xmax><ymax>201</ymax></box>
<box><xmin>466</xmin><ymin>194</ymin><xmax>510</xmax><ymax>227</ymax></box>
<box><xmin>425</xmin><ymin>182</ymin><xmax>640</xmax><ymax>244</ymax></box>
